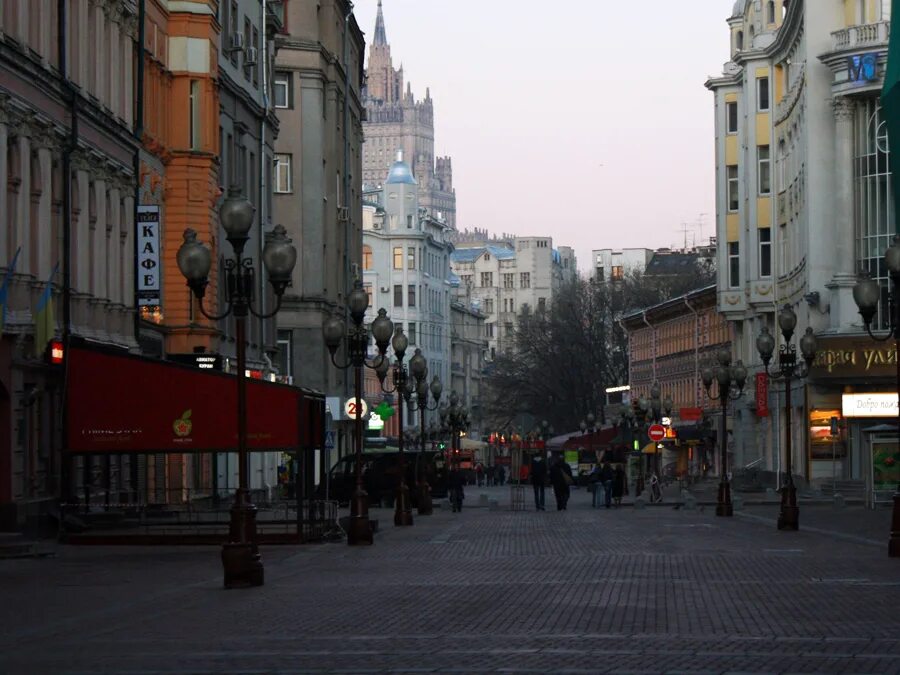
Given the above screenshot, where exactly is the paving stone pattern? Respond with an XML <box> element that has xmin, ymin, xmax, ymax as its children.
<box><xmin>0</xmin><ymin>489</ymin><xmax>898</xmax><ymax>674</ymax></box>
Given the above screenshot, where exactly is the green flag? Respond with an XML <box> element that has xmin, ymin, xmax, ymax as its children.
<box><xmin>882</xmin><ymin>0</ymin><xmax>900</xmax><ymax>232</ymax></box>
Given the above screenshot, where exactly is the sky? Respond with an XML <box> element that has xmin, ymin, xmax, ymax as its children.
<box><xmin>354</xmin><ymin>1</ymin><xmax>733</xmax><ymax>272</ymax></box>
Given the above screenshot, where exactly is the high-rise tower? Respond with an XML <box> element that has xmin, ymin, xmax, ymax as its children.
<box><xmin>362</xmin><ymin>1</ymin><xmax>457</xmax><ymax>228</ymax></box>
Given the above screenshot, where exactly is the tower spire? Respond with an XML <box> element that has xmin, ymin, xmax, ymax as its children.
<box><xmin>374</xmin><ymin>0</ymin><xmax>387</xmax><ymax>46</ymax></box>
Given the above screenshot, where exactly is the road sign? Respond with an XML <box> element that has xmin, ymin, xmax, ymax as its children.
<box><xmin>344</xmin><ymin>398</ymin><xmax>368</xmax><ymax>419</ymax></box>
<box><xmin>648</xmin><ymin>424</ymin><xmax>666</xmax><ymax>442</ymax></box>
<box><xmin>324</xmin><ymin>430</ymin><xmax>335</xmax><ymax>450</ymax></box>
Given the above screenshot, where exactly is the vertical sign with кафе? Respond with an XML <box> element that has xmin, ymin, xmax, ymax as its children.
<box><xmin>137</xmin><ymin>205</ymin><xmax>161</xmax><ymax>307</ymax></box>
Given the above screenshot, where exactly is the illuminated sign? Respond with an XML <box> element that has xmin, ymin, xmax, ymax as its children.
<box><xmin>841</xmin><ymin>393</ymin><xmax>898</xmax><ymax>418</ymax></box>
<box><xmin>605</xmin><ymin>385</ymin><xmax>631</xmax><ymax>394</ymax></box>
<box><xmin>168</xmin><ymin>353</ymin><xmax>222</xmax><ymax>371</ymax></box>
<box><xmin>49</xmin><ymin>339</ymin><xmax>64</xmax><ymax>365</ymax></box>
<box><xmin>368</xmin><ymin>411</ymin><xmax>384</xmax><ymax>431</ymax></box>
<box><xmin>848</xmin><ymin>53</ymin><xmax>878</xmax><ymax>83</ymax></box>
<box><xmin>136</xmin><ymin>205</ymin><xmax>161</xmax><ymax>307</ymax></box>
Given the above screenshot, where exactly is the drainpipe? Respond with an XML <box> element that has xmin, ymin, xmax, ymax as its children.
<box><xmin>341</xmin><ymin>2</ymin><xmax>354</xmax><ymax>416</ymax></box>
<box><xmin>258</xmin><ymin>0</ymin><xmax>269</xmax><ymax>355</ymax></box>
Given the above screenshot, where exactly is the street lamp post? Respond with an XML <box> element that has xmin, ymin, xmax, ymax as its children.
<box><xmin>175</xmin><ymin>187</ymin><xmax>297</xmax><ymax>588</ymax></box>
<box><xmin>701</xmin><ymin>349</ymin><xmax>748</xmax><ymax>517</ymax></box>
<box><xmin>642</xmin><ymin>383</ymin><xmax>673</xmax><ymax>476</ymax></box>
<box><xmin>756</xmin><ymin>305</ymin><xmax>818</xmax><ymax>531</ymax></box>
<box><xmin>375</xmin><ymin>328</ymin><xmax>414</xmax><ymax>527</ymax></box>
<box><xmin>852</xmin><ymin>234</ymin><xmax>900</xmax><ymax>557</ymax></box>
<box><xmin>405</xmin><ymin>355</ymin><xmax>442</xmax><ymax>515</ymax></box>
<box><xmin>322</xmin><ymin>286</ymin><xmax>394</xmax><ymax>546</ymax></box>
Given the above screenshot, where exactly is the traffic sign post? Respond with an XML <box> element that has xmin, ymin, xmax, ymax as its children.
<box><xmin>648</xmin><ymin>424</ymin><xmax>666</xmax><ymax>443</ymax></box>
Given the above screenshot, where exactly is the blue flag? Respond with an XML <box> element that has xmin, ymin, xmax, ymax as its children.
<box><xmin>0</xmin><ymin>247</ymin><xmax>21</xmax><ymax>335</ymax></box>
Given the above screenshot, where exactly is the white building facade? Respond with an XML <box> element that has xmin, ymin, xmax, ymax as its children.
<box><xmin>707</xmin><ymin>0</ymin><xmax>896</xmax><ymax>501</ymax></box>
<box><xmin>591</xmin><ymin>248</ymin><xmax>654</xmax><ymax>282</ymax></box>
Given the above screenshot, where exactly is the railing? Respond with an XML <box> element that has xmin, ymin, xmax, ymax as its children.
<box><xmin>831</xmin><ymin>21</ymin><xmax>891</xmax><ymax>51</ymax></box>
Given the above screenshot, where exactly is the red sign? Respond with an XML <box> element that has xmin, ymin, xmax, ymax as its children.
<box><xmin>648</xmin><ymin>424</ymin><xmax>666</xmax><ymax>442</ymax></box>
<box><xmin>679</xmin><ymin>407</ymin><xmax>703</xmax><ymax>422</ymax></box>
<box><xmin>755</xmin><ymin>372</ymin><xmax>769</xmax><ymax>417</ymax></box>
<box><xmin>65</xmin><ymin>346</ymin><xmax>310</xmax><ymax>453</ymax></box>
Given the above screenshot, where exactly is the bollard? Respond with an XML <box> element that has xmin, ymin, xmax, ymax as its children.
<box><xmin>479</xmin><ymin>493</ymin><xmax>489</xmax><ymax>507</ymax></box>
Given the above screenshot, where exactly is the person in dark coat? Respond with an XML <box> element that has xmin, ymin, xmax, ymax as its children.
<box><xmin>599</xmin><ymin>460</ymin><xmax>615</xmax><ymax>509</ymax></box>
<box><xmin>549</xmin><ymin>454</ymin><xmax>573</xmax><ymax>510</ymax></box>
<box><xmin>530</xmin><ymin>454</ymin><xmax>547</xmax><ymax>511</ymax></box>
<box><xmin>448</xmin><ymin>467</ymin><xmax>465</xmax><ymax>512</ymax></box>
<box><xmin>612</xmin><ymin>464</ymin><xmax>625</xmax><ymax>507</ymax></box>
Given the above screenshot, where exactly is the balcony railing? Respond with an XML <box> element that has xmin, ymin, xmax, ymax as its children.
<box><xmin>831</xmin><ymin>21</ymin><xmax>890</xmax><ymax>51</ymax></box>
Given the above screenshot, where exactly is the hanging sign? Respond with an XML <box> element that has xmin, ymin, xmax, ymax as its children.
<box><xmin>755</xmin><ymin>373</ymin><xmax>769</xmax><ymax>417</ymax></box>
<box><xmin>137</xmin><ymin>205</ymin><xmax>161</xmax><ymax>307</ymax></box>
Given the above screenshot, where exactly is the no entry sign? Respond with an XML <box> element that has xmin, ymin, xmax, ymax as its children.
<box><xmin>648</xmin><ymin>424</ymin><xmax>666</xmax><ymax>442</ymax></box>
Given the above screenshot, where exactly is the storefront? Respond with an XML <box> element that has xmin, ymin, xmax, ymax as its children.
<box><xmin>808</xmin><ymin>337</ymin><xmax>899</xmax><ymax>506</ymax></box>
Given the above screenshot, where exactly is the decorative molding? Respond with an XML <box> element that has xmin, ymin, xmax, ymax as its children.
<box><xmin>833</xmin><ymin>97</ymin><xmax>855</xmax><ymax>122</ymax></box>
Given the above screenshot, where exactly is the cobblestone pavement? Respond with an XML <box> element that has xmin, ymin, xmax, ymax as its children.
<box><xmin>1</xmin><ymin>487</ymin><xmax>899</xmax><ymax>674</ymax></box>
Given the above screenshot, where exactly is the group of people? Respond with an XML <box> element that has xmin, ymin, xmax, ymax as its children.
<box><xmin>473</xmin><ymin>463</ymin><xmax>507</xmax><ymax>487</ymax></box>
<box><xmin>528</xmin><ymin>454</ymin><xmax>626</xmax><ymax>511</ymax></box>
<box><xmin>589</xmin><ymin>461</ymin><xmax>626</xmax><ymax>509</ymax></box>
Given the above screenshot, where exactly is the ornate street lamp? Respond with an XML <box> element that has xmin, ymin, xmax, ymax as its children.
<box><xmin>756</xmin><ymin>305</ymin><xmax>818</xmax><ymax>531</ymax></box>
<box><xmin>375</xmin><ymin>327</ymin><xmax>414</xmax><ymax>527</ymax></box>
<box><xmin>323</xmin><ymin>284</ymin><xmax>393</xmax><ymax>546</ymax></box>
<box><xmin>853</xmin><ymin>234</ymin><xmax>900</xmax><ymax>557</ymax></box>
<box><xmin>405</xmin><ymin>353</ymin><xmax>443</xmax><ymax>516</ymax></box>
<box><xmin>176</xmin><ymin>187</ymin><xmax>297</xmax><ymax>588</ymax></box>
<box><xmin>701</xmin><ymin>349</ymin><xmax>748</xmax><ymax>517</ymax></box>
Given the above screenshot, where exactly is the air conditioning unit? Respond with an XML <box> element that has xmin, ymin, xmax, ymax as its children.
<box><xmin>244</xmin><ymin>46</ymin><xmax>258</xmax><ymax>66</ymax></box>
<box><xmin>229</xmin><ymin>32</ymin><xmax>244</xmax><ymax>53</ymax></box>
<box><xmin>337</xmin><ymin>206</ymin><xmax>349</xmax><ymax>222</ymax></box>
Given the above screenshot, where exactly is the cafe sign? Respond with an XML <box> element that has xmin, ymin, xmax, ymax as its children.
<box><xmin>811</xmin><ymin>337</ymin><xmax>898</xmax><ymax>378</ymax></box>
<box><xmin>842</xmin><ymin>393</ymin><xmax>898</xmax><ymax>418</ymax></box>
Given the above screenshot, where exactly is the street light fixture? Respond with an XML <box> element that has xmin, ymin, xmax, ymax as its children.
<box><xmin>322</xmin><ymin>285</ymin><xmax>393</xmax><ymax>546</ymax></box>
<box><xmin>701</xmin><ymin>349</ymin><xmax>748</xmax><ymax>517</ymax></box>
<box><xmin>756</xmin><ymin>305</ymin><xmax>818</xmax><ymax>531</ymax></box>
<box><xmin>375</xmin><ymin>327</ymin><xmax>414</xmax><ymax>527</ymax></box>
<box><xmin>175</xmin><ymin>187</ymin><xmax>297</xmax><ymax>588</ymax></box>
<box><xmin>406</xmin><ymin>354</ymin><xmax>442</xmax><ymax>515</ymax></box>
<box><xmin>853</xmin><ymin>234</ymin><xmax>900</xmax><ymax>558</ymax></box>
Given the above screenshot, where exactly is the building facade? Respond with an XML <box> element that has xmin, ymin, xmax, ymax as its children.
<box><xmin>362</xmin><ymin>1</ymin><xmax>456</xmax><ymax>228</ymax></box>
<box><xmin>450</xmin><ymin>299</ymin><xmax>487</xmax><ymax>441</ymax></box>
<box><xmin>0</xmin><ymin>0</ymin><xmax>141</xmax><ymax>529</ymax></box>
<box><xmin>623</xmin><ymin>285</ymin><xmax>732</xmax><ymax>479</ymax></box>
<box><xmin>361</xmin><ymin>152</ymin><xmax>454</xmax><ymax>431</ymax></box>
<box><xmin>591</xmin><ymin>248</ymin><xmax>653</xmax><ymax>282</ymax></box>
<box><xmin>707</xmin><ymin>0</ymin><xmax>896</xmax><ymax>499</ymax></box>
<box><xmin>272</xmin><ymin>0</ymin><xmax>365</xmax><ymax>445</ymax></box>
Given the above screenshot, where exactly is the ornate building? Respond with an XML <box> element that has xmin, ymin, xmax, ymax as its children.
<box><xmin>362</xmin><ymin>1</ymin><xmax>456</xmax><ymax>228</ymax></box>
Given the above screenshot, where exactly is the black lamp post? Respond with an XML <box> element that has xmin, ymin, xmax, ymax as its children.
<box><xmin>446</xmin><ymin>391</ymin><xmax>469</xmax><ymax>469</ymax></box>
<box><xmin>322</xmin><ymin>286</ymin><xmax>394</xmax><ymax>546</ymax></box>
<box><xmin>175</xmin><ymin>187</ymin><xmax>297</xmax><ymax>588</ymax></box>
<box><xmin>642</xmin><ymin>383</ymin><xmax>673</xmax><ymax>476</ymax></box>
<box><xmin>405</xmin><ymin>353</ymin><xmax>442</xmax><ymax>516</ymax></box>
<box><xmin>701</xmin><ymin>349</ymin><xmax>748</xmax><ymax>517</ymax></box>
<box><xmin>852</xmin><ymin>234</ymin><xmax>900</xmax><ymax>558</ymax></box>
<box><xmin>374</xmin><ymin>328</ymin><xmax>414</xmax><ymax>527</ymax></box>
<box><xmin>756</xmin><ymin>305</ymin><xmax>818</xmax><ymax>531</ymax></box>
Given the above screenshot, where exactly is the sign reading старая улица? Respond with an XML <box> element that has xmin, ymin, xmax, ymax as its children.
<box><xmin>841</xmin><ymin>393</ymin><xmax>899</xmax><ymax>418</ymax></box>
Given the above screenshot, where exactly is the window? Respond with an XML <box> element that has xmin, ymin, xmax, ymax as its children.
<box><xmin>503</xmin><ymin>273</ymin><xmax>514</xmax><ymax>289</ymax></box>
<box><xmin>538</xmin><ymin>297</ymin><xmax>546</xmax><ymax>311</ymax></box>
<box><xmin>484</xmin><ymin>298</ymin><xmax>494</xmax><ymax>314</ymax></box>
<box><xmin>394</xmin><ymin>285</ymin><xmax>403</xmax><ymax>307</ymax></box>
<box><xmin>726</xmin><ymin>101</ymin><xmax>738</xmax><ymax>134</ymax></box>
<box><xmin>408</xmin><ymin>323</ymin><xmax>416</xmax><ymax>345</ymax></box>
<box><xmin>393</xmin><ymin>247</ymin><xmax>403</xmax><ymax>270</ymax></box>
<box><xmin>611</xmin><ymin>266</ymin><xmax>624</xmax><ymax>281</ymax></box>
<box><xmin>520</xmin><ymin>272</ymin><xmax>530</xmax><ymax>288</ymax></box>
<box><xmin>481</xmin><ymin>272</ymin><xmax>493</xmax><ymax>287</ymax></box>
<box><xmin>757</xmin><ymin>145</ymin><xmax>771</xmax><ymax>195</ymax></box>
<box><xmin>727</xmin><ymin>165</ymin><xmax>739</xmax><ymax>211</ymax></box>
<box><xmin>858</xmin><ymin>0</ymin><xmax>868</xmax><ymax>23</ymax></box>
<box><xmin>189</xmin><ymin>80</ymin><xmax>201</xmax><ymax>150</ymax></box>
<box><xmin>728</xmin><ymin>242</ymin><xmax>740</xmax><ymax>288</ymax></box>
<box><xmin>274</xmin><ymin>73</ymin><xmax>291</xmax><ymax>108</ymax></box>
<box><xmin>486</xmin><ymin>323</ymin><xmax>494</xmax><ymax>338</ymax></box>
<box><xmin>276</xmin><ymin>330</ymin><xmax>292</xmax><ymax>379</ymax></box>
<box><xmin>757</xmin><ymin>77</ymin><xmax>770</xmax><ymax>112</ymax></box>
<box><xmin>251</xmin><ymin>27</ymin><xmax>259</xmax><ymax>86</ymax></box>
<box><xmin>229</xmin><ymin>2</ymin><xmax>238</xmax><ymax>65</ymax></box>
<box><xmin>407</xmin><ymin>247</ymin><xmax>415</xmax><ymax>270</ymax></box>
<box><xmin>274</xmin><ymin>154</ymin><xmax>292</xmax><ymax>193</ymax></box>
<box><xmin>736</xmin><ymin>30</ymin><xmax>744</xmax><ymax>50</ymax></box>
<box><xmin>759</xmin><ymin>228</ymin><xmax>772</xmax><ymax>277</ymax></box>
<box><xmin>408</xmin><ymin>285</ymin><xmax>416</xmax><ymax>307</ymax></box>
<box><xmin>362</xmin><ymin>245</ymin><xmax>373</xmax><ymax>270</ymax></box>
<box><xmin>767</xmin><ymin>0</ymin><xmax>776</xmax><ymax>24</ymax></box>
<box><xmin>243</xmin><ymin>18</ymin><xmax>252</xmax><ymax>79</ymax></box>
<box><xmin>505</xmin><ymin>322</ymin><xmax>513</xmax><ymax>337</ymax></box>
<box><xmin>407</xmin><ymin>214</ymin><xmax>413</xmax><ymax>228</ymax></box>
<box><xmin>364</xmin><ymin>284</ymin><xmax>374</xmax><ymax>308</ymax></box>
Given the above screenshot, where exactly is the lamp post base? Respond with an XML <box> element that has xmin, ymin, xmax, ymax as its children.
<box><xmin>716</xmin><ymin>480</ymin><xmax>733</xmax><ymax>517</ymax></box>
<box><xmin>778</xmin><ymin>483</ymin><xmax>799</xmax><ymax>531</ymax></box>
<box><xmin>222</xmin><ymin>490</ymin><xmax>263</xmax><ymax>588</ymax></box>
<box><xmin>889</xmin><ymin>492</ymin><xmax>900</xmax><ymax>558</ymax></box>
<box><xmin>394</xmin><ymin>480</ymin><xmax>414</xmax><ymax>526</ymax></box>
<box><xmin>417</xmin><ymin>481</ymin><xmax>433</xmax><ymax>515</ymax></box>
<box><xmin>348</xmin><ymin>487</ymin><xmax>373</xmax><ymax>546</ymax></box>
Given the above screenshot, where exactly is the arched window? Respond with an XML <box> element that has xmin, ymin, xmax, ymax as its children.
<box><xmin>767</xmin><ymin>1</ymin><xmax>776</xmax><ymax>24</ymax></box>
<box><xmin>362</xmin><ymin>244</ymin><xmax>373</xmax><ymax>270</ymax></box>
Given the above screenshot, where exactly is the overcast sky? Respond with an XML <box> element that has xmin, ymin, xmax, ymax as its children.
<box><xmin>354</xmin><ymin>1</ymin><xmax>733</xmax><ymax>271</ymax></box>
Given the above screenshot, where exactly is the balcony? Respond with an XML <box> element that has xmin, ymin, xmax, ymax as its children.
<box><xmin>266</xmin><ymin>1</ymin><xmax>285</xmax><ymax>34</ymax></box>
<box><xmin>831</xmin><ymin>21</ymin><xmax>890</xmax><ymax>52</ymax></box>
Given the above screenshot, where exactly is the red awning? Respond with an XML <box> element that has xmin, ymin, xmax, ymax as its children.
<box><xmin>65</xmin><ymin>344</ymin><xmax>323</xmax><ymax>454</ymax></box>
<box><xmin>561</xmin><ymin>427</ymin><xmax>619</xmax><ymax>451</ymax></box>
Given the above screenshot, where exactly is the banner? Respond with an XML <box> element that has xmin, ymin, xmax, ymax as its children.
<box><xmin>755</xmin><ymin>372</ymin><xmax>769</xmax><ymax>417</ymax></box>
<box><xmin>137</xmin><ymin>205</ymin><xmax>161</xmax><ymax>307</ymax></box>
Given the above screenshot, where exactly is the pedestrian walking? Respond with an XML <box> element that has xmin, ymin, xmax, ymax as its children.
<box><xmin>475</xmin><ymin>462</ymin><xmax>484</xmax><ymax>487</ymax></box>
<box><xmin>497</xmin><ymin>465</ymin><xmax>505</xmax><ymax>486</ymax></box>
<box><xmin>612</xmin><ymin>464</ymin><xmax>625</xmax><ymax>507</ymax></box>
<box><xmin>598</xmin><ymin>460</ymin><xmax>614</xmax><ymax>509</ymax></box>
<box><xmin>448</xmin><ymin>466</ymin><xmax>465</xmax><ymax>512</ymax></box>
<box><xmin>549</xmin><ymin>453</ymin><xmax>573</xmax><ymax>510</ymax></box>
<box><xmin>486</xmin><ymin>465</ymin><xmax>495</xmax><ymax>487</ymax></box>
<box><xmin>589</xmin><ymin>464</ymin><xmax>602</xmax><ymax>508</ymax></box>
<box><xmin>530</xmin><ymin>454</ymin><xmax>547</xmax><ymax>511</ymax></box>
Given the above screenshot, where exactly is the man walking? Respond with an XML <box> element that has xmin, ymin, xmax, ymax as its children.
<box><xmin>530</xmin><ymin>453</ymin><xmax>547</xmax><ymax>511</ymax></box>
<box><xmin>550</xmin><ymin>453</ymin><xmax>573</xmax><ymax>510</ymax></box>
<box><xmin>599</xmin><ymin>460</ymin><xmax>615</xmax><ymax>509</ymax></box>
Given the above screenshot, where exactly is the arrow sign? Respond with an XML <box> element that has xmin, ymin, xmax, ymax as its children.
<box><xmin>648</xmin><ymin>424</ymin><xmax>666</xmax><ymax>443</ymax></box>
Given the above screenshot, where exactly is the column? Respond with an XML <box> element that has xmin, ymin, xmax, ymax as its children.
<box><xmin>91</xmin><ymin>178</ymin><xmax>107</xmax><ymax>300</ymax></box>
<box><xmin>73</xmin><ymin>164</ymin><xmax>90</xmax><ymax>293</ymax></box>
<box><xmin>829</xmin><ymin>97</ymin><xmax>858</xmax><ymax>330</ymax></box>
<box><xmin>107</xmin><ymin>185</ymin><xmax>121</xmax><ymax>306</ymax></box>
<box><xmin>16</xmin><ymin>134</ymin><xmax>31</xmax><ymax>276</ymax></box>
<box><xmin>36</xmin><ymin>143</ymin><xmax>52</xmax><ymax>277</ymax></box>
<box><xmin>0</xmin><ymin>118</ymin><xmax>8</xmax><ymax>265</ymax></box>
